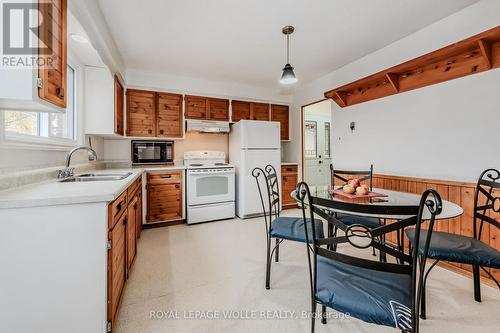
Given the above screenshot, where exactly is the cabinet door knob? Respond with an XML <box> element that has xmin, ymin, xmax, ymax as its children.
<box><xmin>56</xmin><ymin>87</ymin><xmax>64</xmax><ymax>98</ymax></box>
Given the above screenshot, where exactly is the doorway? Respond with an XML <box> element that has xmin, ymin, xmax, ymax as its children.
<box><xmin>301</xmin><ymin>99</ymin><xmax>333</xmax><ymax>187</ymax></box>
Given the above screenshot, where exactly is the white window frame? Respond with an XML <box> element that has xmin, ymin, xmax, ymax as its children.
<box><xmin>0</xmin><ymin>57</ymin><xmax>83</xmax><ymax>151</ymax></box>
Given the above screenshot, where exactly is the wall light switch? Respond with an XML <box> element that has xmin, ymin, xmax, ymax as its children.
<box><xmin>350</xmin><ymin>121</ymin><xmax>355</xmax><ymax>132</ymax></box>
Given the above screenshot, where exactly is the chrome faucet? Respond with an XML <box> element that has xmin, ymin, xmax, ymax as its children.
<box><xmin>57</xmin><ymin>146</ymin><xmax>98</xmax><ymax>179</ymax></box>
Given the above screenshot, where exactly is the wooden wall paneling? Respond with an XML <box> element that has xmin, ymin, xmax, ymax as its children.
<box><xmin>372</xmin><ymin>174</ymin><xmax>500</xmax><ymax>286</ymax></box>
<box><xmin>489</xmin><ymin>190</ymin><xmax>500</xmax><ymax>281</ymax></box>
<box><xmin>436</xmin><ymin>184</ymin><xmax>450</xmax><ymax>233</ymax></box>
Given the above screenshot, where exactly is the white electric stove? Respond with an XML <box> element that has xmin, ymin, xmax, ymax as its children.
<box><xmin>184</xmin><ymin>151</ymin><xmax>235</xmax><ymax>224</ymax></box>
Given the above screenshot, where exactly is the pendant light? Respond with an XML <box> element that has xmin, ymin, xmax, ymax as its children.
<box><xmin>280</xmin><ymin>25</ymin><xmax>297</xmax><ymax>84</ymax></box>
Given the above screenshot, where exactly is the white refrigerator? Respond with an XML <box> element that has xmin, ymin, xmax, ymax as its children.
<box><xmin>229</xmin><ymin>120</ymin><xmax>281</xmax><ymax>218</ymax></box>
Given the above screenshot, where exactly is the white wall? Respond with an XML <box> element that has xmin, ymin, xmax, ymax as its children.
<box><xmin>288</xmin><ymin>0</ymin><xmax>500</xmax><ymax>183</ymax></box>
<box><xmin>126</xmin><ymin>69</ymin><xmax>291</xmax><ymax>104</ymax></box>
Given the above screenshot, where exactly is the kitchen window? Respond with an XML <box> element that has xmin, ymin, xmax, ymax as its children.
<box><xmin>1</xmin><ymin>64</ymin><xmax>78</xmax><ymax>148</ymax></box>
<box><xmin>324</xmin><ymin>122</ymin><xmax>331</xmax><ymax>158</ymax></box>
<box><xmin>304</xmin><ymin>121</ymin><xmax>317</xmax><ymax>158</ymax></box>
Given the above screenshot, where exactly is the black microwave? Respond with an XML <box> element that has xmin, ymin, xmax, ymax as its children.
<box><xmin>131</xmin><ymin>141</ymin><xmax>174</xmax><ymax>165</ymax></box>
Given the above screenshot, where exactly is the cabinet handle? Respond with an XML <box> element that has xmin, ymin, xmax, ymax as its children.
<box><xmin>116</xmin><ymin>202</ymin><xmax>122</xmax><ymax>212</ymax></box>
<box><xmin>148</xmin><ymin>129</ymin><xmax>152</xmax><ymax>134</ymax></box>
<box><xmin>56</xmin><ymin>87</ymin><xmax>64</xmax><ymax>98</ymax></box>
<box><xmin>175</xmin><ymin>184</ymin><xmax>180</xmax><ymax>189</ymax></box>
<box><xmin>160</xmin><ymin>175</ymin><xmax>172</xmax><ymax>178</ymax></box>
<box><xmin>160</xmin><ymin>129</ymin><xmax>164</xmax><ymax>134</ymax></box>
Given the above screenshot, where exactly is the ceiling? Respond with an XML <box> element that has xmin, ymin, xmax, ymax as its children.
<box><xmin>97</xmin><ymin>0</ymin><xmax>478</xmax><ymax>91</ymax></box>
<box><xmin>68</xmin><ymin>13</ymin><xmax>105</xmax><ymax>68</ymax></box>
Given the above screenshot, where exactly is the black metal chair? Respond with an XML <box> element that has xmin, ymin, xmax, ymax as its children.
<box><xmin>330</xmin><ymin>164</ymin><xmax>382</xmax><ymax>256</ymax></box>
<box><xmin>330</xmin><ymin>164</ymin><xmax>379</xmax><ymax>228</ymax></box>
<box><xmin>406</xmin><ymin>168</ymin><xmax>500</xmax><ymax>319</ymax></box>
<box><xmin>252</xmin><ymin>165</ymin><xmax>324</xmax><ymax>290</ymax></box>
<box><xmin>297</xmin><ymin>181</ymin><xmax>442</xmax><ymax>333</ymax></box>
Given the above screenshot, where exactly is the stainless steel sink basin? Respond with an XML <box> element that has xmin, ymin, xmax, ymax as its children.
<box><xmin>59</xmin><ymin>172</ymin><xmax>132</xmax><ymax>183</ymax></box>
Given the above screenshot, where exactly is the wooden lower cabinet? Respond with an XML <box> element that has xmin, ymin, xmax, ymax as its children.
<box><xmin>146</xmin><ymin>171</ymin><xmax>183</xmax><ymax>223</ymax></box>
<box><xmin>107</xmin><ymin>177</ymin><xmax>142</xmax><ymax>332</ymax></box>
<box><xmin>281</xmin><ymin>165</ymin><xmax>299</xmax><ymax>209</ymax></box>
<box><xmin>126</xmin><ymin>194</ymin><xmax>138</xmax><ymax>273</ymax></box>
<box><xmin>107</xmin><ymin>209</ymin><xmax>126</xmax><ymax>331</ymax></box>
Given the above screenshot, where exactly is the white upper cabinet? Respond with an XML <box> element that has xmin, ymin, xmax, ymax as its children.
<box><xmin>84</xmin><ymin>66</ymin><xmax>124</xmax><ymax>137</ymax></box>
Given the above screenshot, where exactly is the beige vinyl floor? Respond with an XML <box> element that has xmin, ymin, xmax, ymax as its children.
<box><xmin>116</xmin><ymin>209</ymin><xmax>500</xmax><ymax>333</ymax></box>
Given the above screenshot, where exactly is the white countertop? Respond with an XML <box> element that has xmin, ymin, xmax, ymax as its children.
<box><xmin>0</xmin><ymin>166</ymin><xmax>186</xmax><ymax>209</ymax></box>
<box><xmin>281</xmin><ymin>162</ymin><xmax>299</xmax><ymax>166</ymax></box>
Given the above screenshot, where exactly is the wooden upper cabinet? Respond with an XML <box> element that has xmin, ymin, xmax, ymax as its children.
<box><xmin>231</xmin><ymin>100</ymin><xmax>269</xmax><ymax>122</ymax></box>
<box><xmin>251</xmin><ymin>102</ymin><xmax>270</xmax><ymax>121</ymax></box>
<box><xmin>126</xmin><ymin>89</ymin><xmax>156</xmax><ymax>137</ymax></box>
<box><xmin>185</xmin><ymin>95</ymin><xmax>208</xmax><ymax>120</ymax></box>
<box><xmin>156</xmin><ymin>93</ymin><xmax>183</xmax><ymax>138</ymax></box>
<box><xmin>231</xmin><ymin>100</ymin><xmax>251</xmax><ymax>122</ymax></box>
<box><xmin>114</xmin><ymin>76</ymin><xmax>124</xmax><ymax>136</ymax></box>
<box><xmin>185</xmin><ymin>95</ymin><xmax>229</xmax><ymax>121</ymax></box>
<box><xmin>271</xmin><ymin>104</ymin><xmax>290</xmax><ymax>140</ymax></box>
<box><xmin>38</xmin><ymin>0</ymin><xmax>67</xmax><ymax>108</ymax></box>
<box><xmin>207</xmin><ymin>98</ymin><xmax>229</xmax><ymax>121</ymax></box>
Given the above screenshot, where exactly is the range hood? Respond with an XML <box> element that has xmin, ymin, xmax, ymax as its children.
<box><xmin>186</xmin><ymin>120</ymin><xmax>230</xmax><ymax>133</ymax></box>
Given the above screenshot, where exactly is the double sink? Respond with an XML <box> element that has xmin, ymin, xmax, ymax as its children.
<box><xmin>59</xmin><ymin>172</ymin><xmax>133</xmax><ymax>183</ymax></box>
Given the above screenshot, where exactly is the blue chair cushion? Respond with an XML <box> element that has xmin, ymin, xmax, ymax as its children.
<box><xmin>336</xmin><ymin>212</ymin><xmax>381</xmax><ymax>229</ymax></box>
<box><xmin>405</xmin><ymin>229</ymin><xmax>500</xmax><ymax>269</ymax></box>
<box><xmin>270</xmin><ymin>217</ymin><xmax>324</xmax><ymax>243</ymax></box>
<box><xmin>316</xmin><ymin>256</ymin><xmax>412</xmax><ymax>330</ymax></box>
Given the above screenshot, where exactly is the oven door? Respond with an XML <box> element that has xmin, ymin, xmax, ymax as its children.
<box><xmin>187</xmin><ymin>169</ymin><xmax>235</xmax><ymax>206</ymax></box>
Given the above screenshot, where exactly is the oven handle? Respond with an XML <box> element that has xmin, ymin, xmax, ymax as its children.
<box><xmin>188</xmin><ymin>170</ymin><xmax>235</xmax><ymax>176</ymax></box>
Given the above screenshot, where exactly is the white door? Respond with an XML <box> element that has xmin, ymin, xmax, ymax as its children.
<box><xmin>237</xmin><ymin>149</ymin><xmax>281</xmax><ymax>218</ymax></box>
<box><xmin>304</xmin><ymin>117</ymin><xmax>331</xmax><ymax>187</ymax></box>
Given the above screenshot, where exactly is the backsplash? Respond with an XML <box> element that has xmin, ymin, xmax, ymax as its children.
<box><xmin>103</xmin><ymin>132</ymin><xmax>229</xmax><ymax>162</ymax></box>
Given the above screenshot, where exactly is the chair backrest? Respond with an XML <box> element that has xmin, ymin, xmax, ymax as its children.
<box><xmin>474</xmin><ymin>168</ymin><xmax>500</xmax><ymax>240</ymax></box>
<box><xmin>330</xmin><ymin>164</ymin><xmax>374</xmax><ymax>191</ymax></box>
<box><xmin>252</xmin><ymin>165</ymin><xmax>281</xmax><ymax>235</ymax></box>
<box><xmin>297</xmin><ymin>181</ymin><xmax>442</xmax><ymax>331</ymax></box>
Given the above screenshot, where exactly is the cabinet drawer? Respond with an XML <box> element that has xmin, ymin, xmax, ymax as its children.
<box><xmin>108</xmin><ymin>191</ymin><xmax>128</xmax><ymax>229</ymax></box>
<box><xmin>147</xmin><ymin>171</ymin><xmax>182</xmax><ymax>184</ymax></box>
<box><xmin>281</xmin><ymin>165</ymin><xmax>298</xmax><ymax>175</ymax></box>
<box><xmin>127</xmin><ymin>178</ymin><xmax>141</xmax><ymax>200</ymax></box>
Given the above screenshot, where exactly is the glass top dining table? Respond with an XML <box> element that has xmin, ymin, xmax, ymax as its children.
<box><xmin>291</xmin><ymin>186</ymin><xmax>464</xmax><ymax>220</ymax></box>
